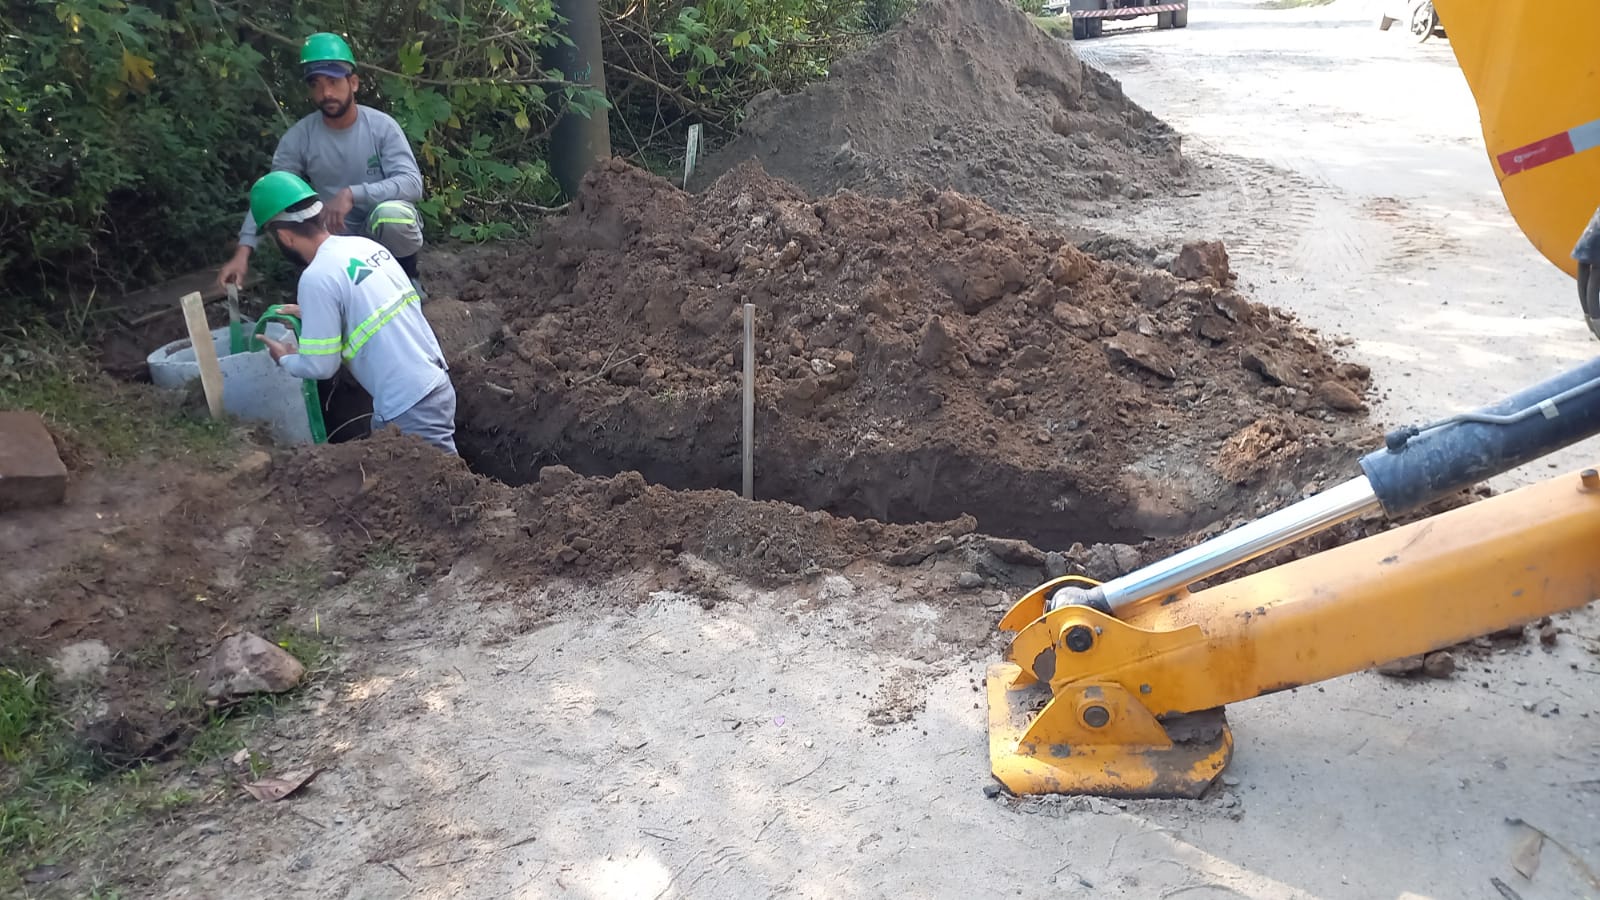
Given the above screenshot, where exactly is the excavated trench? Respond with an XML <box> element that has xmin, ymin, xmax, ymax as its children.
<box><xmin>448</xmin><ymin>381</ymin><xmax>1326</xmax><ymax>551</ymax></box>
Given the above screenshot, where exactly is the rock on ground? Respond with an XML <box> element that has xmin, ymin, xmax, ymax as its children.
<box><xmin>50</xmin><ymin>639</ymin><xmax>112</xmax><ymax>684</ymax></box>
<box><xmin>204</xmin><ymin>632</ymin><xmax>306</xmax><ymax>699</ymax></box>
<box><xmin>0</xmin><ymin>410</ymin><xmax>69</xmax><ymax>510</ymax></box>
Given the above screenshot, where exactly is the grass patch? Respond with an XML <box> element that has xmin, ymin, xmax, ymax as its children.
<box><xmin>363</xmin><ymin>540</ymin><xmax>417</xmax><ymax>572</ymax></box>
<box><xmin>1259</xmin><ymin>0</ymin><xmax>1335</xmax><ymax>8</ymax></box>
<box><xmin>0</xmin><ymin>668</ymin><xmax>50</xmax><ymax>763</ymax></box>
<box><xmin>274</xmin><ymin>626</ymin><xmax>338</xmax><ymax>674</ymax></box>
<box><xmin>1032</xmin><ymin>14</ymin><xmax>1074</xmax><ymax>38</ymax></box>
<box><xmin>1</xmin><ymin>628</ymin><xmax>338</xmax><ymax>893</ymax></box>
<box><xmin>247</xmin><ymin>560</ymin><xmax>325</xmax><ymax>597</ymax></box>
<box><xmin>0</xmin><ymin>666</ymin><xmax>114</xmax><ymax>886</ymax></box>
<box><xmin>0</xmin><ymin>330</ymin><xmax>235</xmax><ymax>463</ymax></box>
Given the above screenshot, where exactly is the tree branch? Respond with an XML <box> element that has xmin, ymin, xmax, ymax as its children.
<box><xmin>603</xmin><ymin>61</ymin><xmax>736</xmax><ymax>134</ymax></box>
<box><xmin>224</xmin><ymin>6</ymin><xmax>582</xmax><ymax>89</ymax></box>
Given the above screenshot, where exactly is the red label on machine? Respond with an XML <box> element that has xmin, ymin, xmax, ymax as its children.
<box><xmin>1498</xmin><ymin>133</ymin><xmax>1577</xmax><ymax>176</ymax></box>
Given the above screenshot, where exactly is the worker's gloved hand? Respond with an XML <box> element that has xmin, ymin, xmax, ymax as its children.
<box><xmin>1574</xmin><ymin>206</ymin><xmax>1600</xmax><ymax>340</ymax></box>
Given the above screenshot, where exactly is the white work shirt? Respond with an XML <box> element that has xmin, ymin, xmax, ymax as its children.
<box><xmin>277</xmin><ymin>234</ymin><xmax>449</xmax><ymax>421</ymax></box>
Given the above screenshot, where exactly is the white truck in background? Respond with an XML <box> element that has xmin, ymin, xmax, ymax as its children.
<box><xmin>1041</xmin><ymin>0</ymin><xmax>1189</xmax><ymax>39</ymax></box>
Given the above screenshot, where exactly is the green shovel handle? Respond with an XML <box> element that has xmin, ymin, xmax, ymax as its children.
<box><xmin>252</xmin><ymin>305</ymin><xmax>302</xmax><ymax>343</ymax></box>
<box><xmin>250</xmin><ymin>304</ymin><xmax>329</xmax><ymax>445</ymax></box>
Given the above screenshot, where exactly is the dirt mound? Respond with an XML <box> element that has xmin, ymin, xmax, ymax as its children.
<box><xmin>446</xmin><ymin>160</ymin><xmax>1372</xmax><ymax>548</ymax></box>
<box><xmin>287</xmin><ymin>435</ymin><xmax>970</xmax><ymax>585</ymax></box>
<box><xmin>690</xmin><ymin>0</ymin><xmax>1183</xmax><ymax>221</ymax></box>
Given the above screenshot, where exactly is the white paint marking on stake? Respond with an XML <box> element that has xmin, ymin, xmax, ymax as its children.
<box><xmin>684</xmin><ymin>124</ymin><xmax>704</xmax><ymax>189</ymax></box>
<box><xmin>742</xmin><ymin>302</ymin><xmax>755</xmax><ymax>500</ymax></box>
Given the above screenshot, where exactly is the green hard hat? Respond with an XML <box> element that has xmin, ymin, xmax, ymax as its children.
<box><xmin>300</xmin><ymin>32</ymin><xmax>356</xmax><ymax>68</ymax></box>
<box><xmin>250</xmin><ymin>171</ymin><xmax>318</xmax><ymax>228</ymax></box>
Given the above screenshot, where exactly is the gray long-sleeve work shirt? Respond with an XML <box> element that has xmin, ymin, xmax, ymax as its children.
<box><xmin>239</xmin><ymin>105</ymin><xmax>423</xmax><ymax>249</ymax></box>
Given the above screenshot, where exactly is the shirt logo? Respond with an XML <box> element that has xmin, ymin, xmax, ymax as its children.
<box><xmin>346</xmin><ymin>258</ymin><xmax>375</xmax><ymax>285</ymax></box>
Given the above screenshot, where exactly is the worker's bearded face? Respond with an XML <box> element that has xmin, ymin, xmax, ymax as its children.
<box><xmin>307</xmin><ymin>74</ymin><xmax>358</xmax><ymax>120</ymax></box>
<box><xmin>272</xmin><ymin>231</ymin><xmax>311</xmax><ymax>269</ymax></box>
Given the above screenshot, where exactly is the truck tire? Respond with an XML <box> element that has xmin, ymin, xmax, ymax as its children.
<box><xmin>1086</xmin><ymin>17</ymin><xmax>1104</xmax><ymax>37</ymax></box>
<box><xmin>1172</xmin><ymin>6</ymin><xmax>1188</xmax><ymax>27</ymax></box>
<box><xmin>1072</xmin><ymin>17</ymin><xmax>1088</xmax><ymax>39</ymax></box>
<box><xmin>1156</xmin><ymin>11</ymin><xmax>1173</xmax><ymax>28</ymax></box>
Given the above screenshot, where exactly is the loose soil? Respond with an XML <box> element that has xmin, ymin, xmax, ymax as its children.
<box><xmin>0</xmin><ymin>424</ymin><xmax>1454</xmax><ymax>774</ymax></box>
<box><xmin>444</xmin><ymin>160</ymin><xmax>1373</xmax><ymax>549</ymax></box>
<box><xmin>691</xmin><ymin>0</ymin><xmax>1186</xmax><ymax>223</ymax></box>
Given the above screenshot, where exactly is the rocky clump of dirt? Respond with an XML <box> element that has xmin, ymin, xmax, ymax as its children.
<box><xmin>691</xmin><ymin>0</ymin><xmax>1184</xmax><ymax>222</ymax></box>
<box><xmin>448</xmin><ymin>160</ymin><xmax>1373</xmax><ymax>549</ymax></box>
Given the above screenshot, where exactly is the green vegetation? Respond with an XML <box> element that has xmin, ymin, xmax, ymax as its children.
<box><xmin>0</xmin><ymin>335</ymin><xmax>234</xmax><ymax>461</ymax></box>
<box><xmin>0</xmin><ymin>666</ymin><xmax>122</xmax><ymax>886</ymax></box>
<box><xmin>0</xmin><ymin>668</ymin><xmax>50</xmax><ymax>764</ymax></box>
<box><xmin>363</xmin><ymin>540</ymin><xmax>418</xmax><ymax>572</ymax></box>
<box><xmin>1032</xmin><ymin>14</ymin><xmax>1074</xmax><ymax>38</ymax></box>
<box><xmin>0</xmin><ymin>0</ymin><xmax>902</xmax><ymax>325</ymax></box>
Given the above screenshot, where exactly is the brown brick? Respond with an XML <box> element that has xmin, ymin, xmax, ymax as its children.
<box><xmin>0</xmin><ymin>411</ymin><xmax>68</xmax><ymax>511</ymax></box>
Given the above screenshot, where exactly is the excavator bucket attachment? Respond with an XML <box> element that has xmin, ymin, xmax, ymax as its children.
<box><xmin>986</xmin><ymin>664</ymin><xmax>1231</xmax><ymax>798</ymax></box>
<box><xmin>987</xmin><ymin>577</ymin><xmax>1232</xmax><ymax>798</ymax></box>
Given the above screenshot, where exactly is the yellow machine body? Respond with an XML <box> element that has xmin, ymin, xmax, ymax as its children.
<box><xmin>988</xmin><ymin>467</ymin><xmax>1600</xmax><ymax>797</ymax></box>
<box><xmin>1433</xmin><ymin>0</ymin><xmax>1600</xmax><ymax>277</ymax></box>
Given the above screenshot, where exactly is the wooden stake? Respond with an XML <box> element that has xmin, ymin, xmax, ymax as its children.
<box><xmin>180</xmin><ymin>291</ymin><xmax>225</xmax><ymax>420</ymax></box>
<box><xmin>684</xmin><ymin>123</ymin><xmax>703</xmax><ymax>189</ymax></box>
<box><xmin>742</xmin><ymin>303</ymin><xmax>755</xmax><ymax>500</ymax></box>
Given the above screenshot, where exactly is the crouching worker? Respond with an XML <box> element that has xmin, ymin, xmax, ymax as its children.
<box><xmin>248</xmin><ymin>171</ymin><xmax>458</xmax><ymax>454</ymax></box>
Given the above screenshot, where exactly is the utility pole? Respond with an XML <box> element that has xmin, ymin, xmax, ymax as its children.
<box><xmin>544</xmin><ymin>0</ymin><xmax>610</xmax><ymax>198</ymax></box>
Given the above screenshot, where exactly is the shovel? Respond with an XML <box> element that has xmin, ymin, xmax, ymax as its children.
<box><xmin>226</xmin><ymin>283</ymin><xmax>248</xmax><ymax>355</ymax></box>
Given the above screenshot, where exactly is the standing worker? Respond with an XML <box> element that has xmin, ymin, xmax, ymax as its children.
<box><xmin>218</xmin><ymin>32</ymin><xmax>431</xmax><ymax>300</ymax></box>
<box><xmin>248</xmin><ymin>171</ymin><xmax>457</xmax><ymax>454</ymax></box>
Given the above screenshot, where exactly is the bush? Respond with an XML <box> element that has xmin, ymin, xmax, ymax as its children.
<box><xmin>0</xmin><ymin>0</ymin><xmax>587</xmax><ymax>323</ymax></box>
<box><xmin>0</xmin><ymin>0</ymin><xmax>274</xmax><ymax>323</ymax></box>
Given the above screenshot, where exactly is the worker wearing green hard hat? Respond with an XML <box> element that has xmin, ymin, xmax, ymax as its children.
<box><xmin>220</xmin><ymin>32</ymin><xmax>431</xmax><ymax>301</ymax></box>
<box><xmin>249</xmin><ymin>170</ymin><xmax>457</xmax><ymax>454</ymax></box>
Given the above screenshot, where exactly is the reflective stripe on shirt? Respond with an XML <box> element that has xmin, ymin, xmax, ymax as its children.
<box><xmin>343</xmin><ymin>290</ymin><xmax>421</xmax><ymax>360</ymax></box>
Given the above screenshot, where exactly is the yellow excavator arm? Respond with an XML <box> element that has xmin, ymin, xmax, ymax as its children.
<box><xmin>985</xmin><ymin>5</ymin><xmax>1600</xmax><ymax>798</ymax></box>
<box><xmin>1434</xmin><ymin>0</ymin><xmax>1600</xmax><ymax>276</ymax></box>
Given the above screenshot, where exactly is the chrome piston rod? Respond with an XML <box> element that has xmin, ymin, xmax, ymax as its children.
<box><xmin>1049</xmin><ymin>476</ymin><xmax>1382</xmax><ymax>614</ymax></box>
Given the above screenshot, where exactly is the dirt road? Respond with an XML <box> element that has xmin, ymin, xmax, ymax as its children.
<box><xmin>104</xmin><ymin>5</ymin><xmax>1600</xmax><ymax>899</ymax></box>
<box><xmin>1074</xmin><ymin>0</ymin><xmax>1596</xmax><ymax>490</ymax></box>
